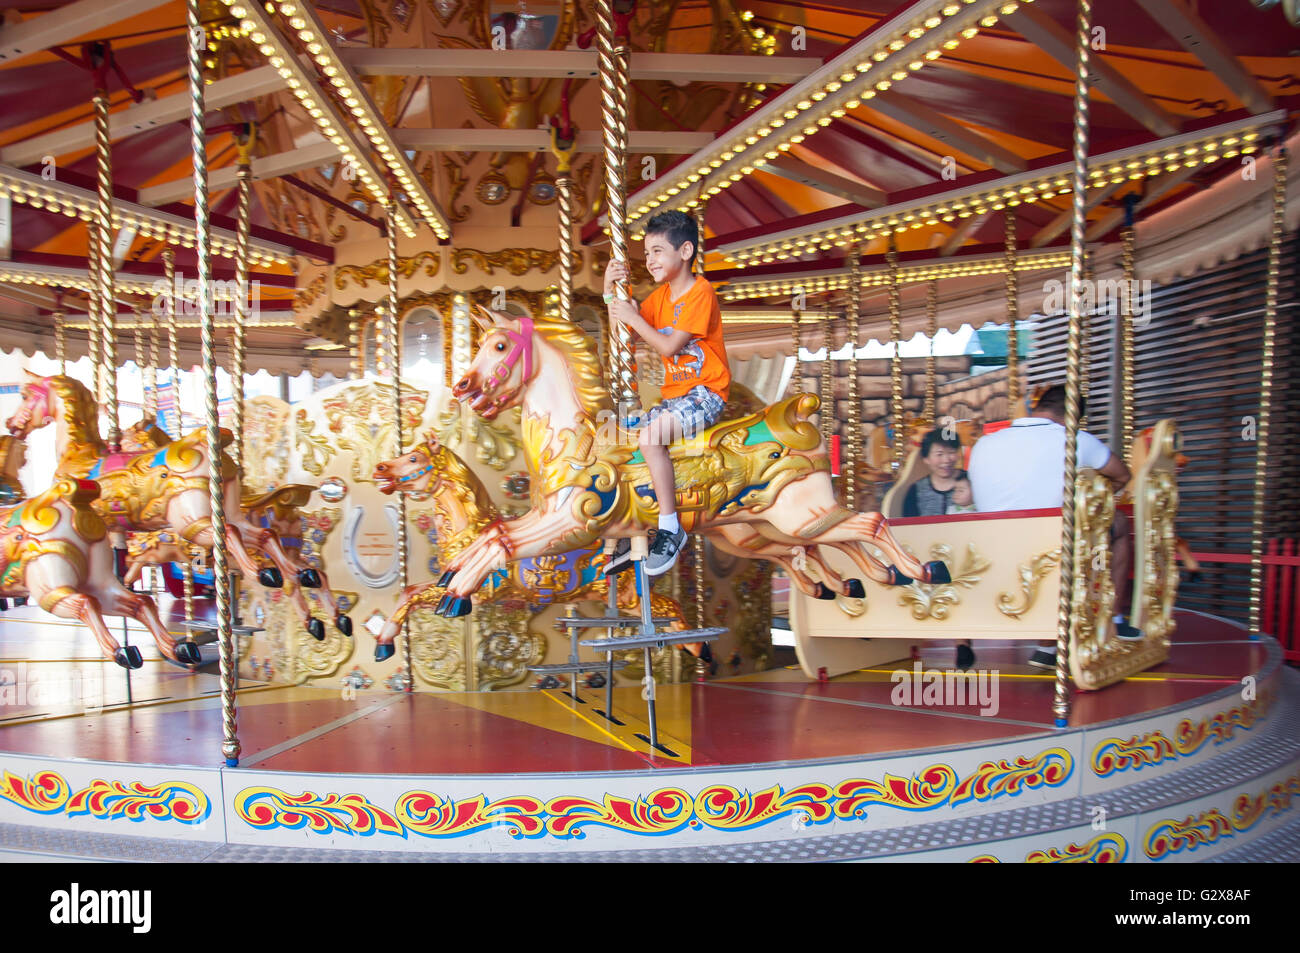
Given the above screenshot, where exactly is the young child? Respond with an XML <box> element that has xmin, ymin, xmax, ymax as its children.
<box><xmin>604</xmin><ymin>209</ymin><xmax>730</xmax><ymax>576</ymax></box>
<box><xmin>946</xmin><ymin>476</ymin><xmax>978</xmax><ymax>515</ymax></box>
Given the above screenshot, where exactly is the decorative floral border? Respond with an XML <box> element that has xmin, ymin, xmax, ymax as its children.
<box><xmin>969</xmin><ymin>831</ymin><xmax>1128</xmax><ymax>863</ymax></box>
<box><xmin>1143</xmin><ymin>769</ymin><xmax>1300</xmax><ymax>861</ymax></box>
<box><xmin>234</xmin><ymin>748</ymin><xmax>1073</xmax><ymax>841</ymax></box>
<box><xmin>1091</xmin><ymin>690</ymin><xmax>1274</xmax><ymax>779</ymax></box>
<box><xmin>0</xmin><ymin>769</ymin><xmax>211</xmax><ymax>826</ymax></box>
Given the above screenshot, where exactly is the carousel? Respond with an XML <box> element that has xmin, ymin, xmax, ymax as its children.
<box><xmin>0</xmin><ymin>0</ymin><xmax>1296</xmax><ymax>863</ymax></box>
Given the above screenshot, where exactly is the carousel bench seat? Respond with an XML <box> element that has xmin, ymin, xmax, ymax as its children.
<box><xmin>791</xmin><ymin>419</ymin><xmax>1182</xmax><ymax>691</ymax></box>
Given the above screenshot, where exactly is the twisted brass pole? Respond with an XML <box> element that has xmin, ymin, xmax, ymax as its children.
<box><xmin>845</xmin><ymin>247</ymin><xmax>861</xmax><ymax>510</ymax></box>
<box><xmin>596</xmin><ymin>0</ymin><xmax>637</xmax><ymax>412</ymax></box>
<box><xmin>146</xmin><ymin>304</ymin><xmax>160</xmax><ymax>420</ymax></box>
<box><xmin>388</xmin><ymin>197</ymin><xmax>411</xmax><ymax>688</ymax></box>
<box><xmin>820</xmin><ymin>317</ymin><xmax>834</xmax><ymax>451</ymax></box>
<box><xmin>887</xmin><ymin>235</ymin><xmax>904</xmax><ymax>478</ymax></box>
<box><xmin>1120</xmin><ymin>201</ymin><xmax>1137</xmax><ymax>467</ymax></box>
<box><xmin>94</xmin><ymin>85</ymin><xmax>120</xmax><ymax>450</ymax></box>
<box><xmin>924</xmin><ymin>280</ymin><xmax>937</xmax><ymax>425</ymax></box>
<box><xmin>164</xmin><ymin>247</ymin><xmax>180</xmax><ymax>437</ymax></box>
<box><xmin>1005</xmin><ymin>209</ymin><xmax>1020</xmax><ymax>416</ymax></box>
<box><xmin>1081</xmin><ymin>251</ymin><xmax>1092</xmax><ymax>430</ymax></box>
<box><xmin>230</xmin><ymin>137</ymin><xmax>253</xmax><ymax>470</ymax></box>
<box><xmin>1249</xmin><ymin>145</ymin><xmax>1287</xmax><ymax>639</ymax></box>
<box><xmin>1054</xmin><ymin>0</ymin><xmax>1093</xmax><ymax>729</ymax></box>
<box><xmin>553</xmin><ymin>129</ymin><xmax>576</xmax><ymax>325</ymax></box>
<box><xmin>188</xmin><ymin>2</ymin><xmax>237</xmax><ymax>766</ymax></box>
<box><xmin>790</xmin><ymin>303</ymin><xmax>802</xmax><ymax>394</ymax></box>
<box><xmin>54</xmin><ymin>296</ymin><xmax>67</xmax><ymax>374</ymax></box>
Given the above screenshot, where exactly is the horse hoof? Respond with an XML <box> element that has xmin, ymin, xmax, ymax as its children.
<box><xmin>336</xmin><ymin>614</ymin><xmax>353</xmax><ymax>637</ymax></box>
<box><xmin>374</xmin><ymin>642</ymin><xmax>395</xmax><ymax>663</ymax></box>
<box><xmin>175</xmin><ymin>642</ymin><xmax>202</xmax><ymax>665</ymax></box>
<box><xmin>812</xmin><ymin>583</ymin><xmax>837</xmax><ymax>601</ymax></box>
<box><xmin>435</xmin><ymin>594</ymin><xmax>452</xmax><ymax>616</ymax></box>
<box><xmin>844</xmin><ymin>578</ymin><xmax>866</xmax><ymax>599</ymax></box>
<box><xmin>436</xmin><ymin>570</ymin><xmax>454</xmax><ymax>588</ymax></box>
<box><xmin>885</xmin><ymin>565</ymin><xmax>914</xmax><ymax>587</ymax></box>
<box><xmin>0</xmin><ymin>598</ymin><xmax>8</xmax><ymax>611</ymax></box>
<box><xmin>449</xmin><ymin>597</ymin><xmax>472</xmax><ymax>618</ymax></box>
<box><xmin>115</xmin><ymin>646</ymin><xmax>143</xmax><ymax>670</ymax></box>
<box><xmin>297</xmin><ymin>567</ymin><xmax>322</xmax><ymax>589</ymax></box>
<box><xmin>306</xmin><ymin>617</ymin><xmax>326</xmax><ymax>641</ymax></box>
<box><xmin>923</xmin><ymin>561</ymin><xmax>951</xmax><ymax>585</ymax></box>
<box><xmin>258</xmin><ymin>567</ymin><xmax>284</xmax><ymax>588</ymax></box>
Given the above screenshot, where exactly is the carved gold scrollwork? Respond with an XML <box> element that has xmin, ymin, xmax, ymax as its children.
<box><xmin>450</xmin><ymin>248</ymin><xmax>560</xmax><ymax>277</ymax></box>
<box><xmin>294</xmin><ymin>408</ymin><xmax>336</xmax><ymax>477</ymax></box>
<box><xmin>997</xmin><ymin>548</ymin><xmax>1062</xmax><ymax>619</ymax></box>
<box><xmin>294</xmin><ymin>274</ymin><xmax>326</xmax><ymax>311</ymax></box>
<box><xmin>897</xmin><ymin>543</ymin><xmax>990</xmax><ymax>621</ymax></box>
<box><xmin>333</xmin><ymin>251</ymin><xmax>441</xmax><ymax>291</ymax></box>
<box><xmin>437</xmin><ymin>398</ymin><xmax>520</xmax><ymax>471</ymax></box>
<box><xmin>475</xmin><ymin>602</ymin><xmax>546</xmax><ymax>691</ymax></box>
<box><xmin>408</xmin><ymin>609</ymin><xmax>467</xmax><ymax>691</ymax></box>
<box><xmin>323</xmin><ymin>380</ymin><xmax>429</xmax><ymax>482</ymax></box>
<box><xmin>1068</xmin><ymin>470</ymin><xmax>1116</xmax><ymax>671</ymax></box>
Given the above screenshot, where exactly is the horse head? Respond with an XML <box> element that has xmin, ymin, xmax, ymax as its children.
<box><xmin>452</xmin><ymin>306</ymin><xmax>536</xmax><ymax>421</ymax></box>
<box><xmin>373</xmin><ymin>429</ymin><xmax>447</xmax><ymax>496</ymax></box>
<box><xmin>6</xmin><ymin>371</ymin><xmax>54</xmax><ymax>439</ymax></box>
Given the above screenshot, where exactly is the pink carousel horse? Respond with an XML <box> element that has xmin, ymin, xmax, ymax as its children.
<box><xmin>429</xmin><ymin>308</ymin><xmax>948</xmax><ymax>616</ymax></box>
<box><xmin>5</xmin><ymin>374</ymin><xmax>350</xmax><ymax>641</ymax></box>
<box><xmin>0</xmin><ymin>476</ymin><xmax>200</xmax><ymax>669</ymax></box>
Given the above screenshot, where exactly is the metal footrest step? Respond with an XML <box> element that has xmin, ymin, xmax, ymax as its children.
<box><xmin>527</xmin><ymin>659</ymin><xmax>631</xmax><ymax>675</ymax></box>
<box><xmin>180</xmin><ymin>621</ymin><xmax>262</xmax><ymax>645</ymax></box>
<box><xmin>579</xmin><ymin>627</ymin><xmax>726</xmax><ymax>652</ymax></box>
<box><xmin>556</xmin><ymin>616</ymin><xmax>678</xmax><ymax>629</ymax></box>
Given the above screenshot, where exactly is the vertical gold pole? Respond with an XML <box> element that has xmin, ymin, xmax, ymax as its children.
<box><xmin>1005</xmin><ymin>209</ymin><xmax>1020</xmax><ymax>416</ymax></box>
<box><xmin>556</xmin><ymin>171</ymin><xmax>574</xmax><ymax>325</ymax></box>
<box><xmin>388</xmin><ymin>197</ymin><xmax>411</xmax><ymax>688</ymax></box>
<box><xmin>1054</xmin><ymin>0</ymin><xmax>1093</xmax><ymax>729</ymax></box>
<box><xmin>887</xmin><ymin>235</ymin><xmax>903</xmax><ymax>477</ymax></box>
<box><xmin>596</xmin><ymin>0</ymin><xmax>637</xmax><ymax>412</ymax></box>
<box><xmin>790</xmin><ymin>304</ymin><xmax>802</xmax><ymax>395</ymax></box>
<box><xmin>1249</xmin><ymin>145</ymin><xmax>1287</xmax><ymax>639</ymax></box>
<box><xmin>54</xmin><ymin>298</ymin><xmax>67</xmax><ymax>374</ymax></box>
<box><xmin>146</xmin><ymin>304</ymin><xmax>159</xmax><ymax>420</ymax></box>
<box><xmin>1080</xmin><ymin>251</ymin><xmax>1092</xmax><ymax>430</ymax></box>
<box><xmin>189</xmin><ymin>1</ymin><xmax>237</xmax><ymax>765</ymax></box>
<box><xmin>1120</xmin><ymin>214</ymin><xmax>1137</xmax><ymax>467</ymax></box>
<box><xmin>349</xmin><ymin>310</ymin><xmax>362</xmax><ymax>380</ymax></box>
<box><xmin>820</xmin><ymin>317</ymin><xmax>834</xmax><ymax>451</ymax></box>
<box><xmin>93</xmin><ymin>85</ymin><xmax>119</xmax><ymax>450</ymax></box>
<box><xmin>845</xmin><ymin>246</ymin><xmax>861</xmax><ymax>510</ymax></box>
<box><xmin>230</xmin><ymin>136</ymin><xmax>253</xmax><ymax>470</ymax></box>
<box><xmin>164</xmin><ymin>247</ymin><xmax>180</xmax><ymax>437</ymax></box>
<box><xmin>924</xmin><ymin>280</ymin><xmax>937</xmax><ymax>426</ymax></box>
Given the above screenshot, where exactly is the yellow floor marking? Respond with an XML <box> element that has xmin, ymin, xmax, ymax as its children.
<box><xmin>434</xmin><ymin>688</ymin><xmax>641</xmax><ymax>749</ymax></box>
<box><xmin>539</xmin><ymin>690</ymin><xmax>637</xmax><ymax>752</ymax></box>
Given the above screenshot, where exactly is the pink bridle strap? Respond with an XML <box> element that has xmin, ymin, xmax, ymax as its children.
<box><xmin>491</xmin><ymin>315</ymin><xmax>535</xmax><ymax>385</ymax></box>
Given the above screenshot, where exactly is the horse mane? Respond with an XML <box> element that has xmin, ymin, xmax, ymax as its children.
<box><xmin>529</xmin><ymin>316</ymin><xmax>614</xmax><ymax>419</ymax></box>
<box><xmin>46</xmin><ymin>375</ymin><xmax>107</xmax><ymax>455</ymax></box>
<box><xmin>429</xmin><ymin>441</ymin><xmax>496</xmax><ymax>527</ymax></box>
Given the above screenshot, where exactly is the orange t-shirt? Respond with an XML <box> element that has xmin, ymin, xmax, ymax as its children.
<box><xmin>639</xmin><ymin>275</ymin><xmax>730</xmax><ymax>401</ymax></box>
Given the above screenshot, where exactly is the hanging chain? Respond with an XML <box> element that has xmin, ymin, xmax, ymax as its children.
<box><xmin>845</xmin><ymin>246</ymin><xmax>861</xmax><ymax>510</ymax></box>
<box><xmin>388</xmin><ymin>197</ymin><xmax>411</xmax><ymax>689</ymax></box>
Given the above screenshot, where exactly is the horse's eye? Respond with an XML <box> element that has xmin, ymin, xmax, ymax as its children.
<box><xmin>495</xmin><ymin>342</ymin><xmax>506</xmax><ymax>351</ymax></box>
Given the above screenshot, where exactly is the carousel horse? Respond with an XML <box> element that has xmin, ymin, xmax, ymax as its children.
<box><xmin>0</xmin><ymin>476</ymin><xmax>200</xmax><ymax>669</ymax></box>
<box><xmin>5</xmin><ymin>374</ymin><xmax>350</xmax><ymax>640</ymax></box>
<box><xmin>371</xmin><ymin>433</ymin><xmax>864</xmax><ymax>660</ymax></box>
<box><xmin>430</xmin><ymin>308</ymin><xmax>949</xmax><ymax>617</ymax></box>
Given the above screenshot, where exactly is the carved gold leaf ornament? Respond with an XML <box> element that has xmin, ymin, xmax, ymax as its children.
<box><xmin>437</xmin><ymin>399</ymin><xmax>520</xmax><ymax>471</ymax></box>
<box><xmin>294</xmin><ymin>408</ymin><xmax>336</xmax><ymax>477</ymax></box>
<box><xmin>897</xmin><ymin>543</ymin><xmax>990</xmax><ymax>621</ymax></box>
<box><xmin>1069</xmin><ymin>471</ymin><xmax>1118</xmax><ymax>671</ymax></box>
<box><xmin>294</xmin><ymin>273</ymin><xmax>327</xmax><ymax>311</ymax></box>
<box><xmin>408</xmin><ymin>608</ymin><xmax>467</xmax><ymax>691</ymax></box>
<box><xmin>334</xmin><ymin>251</ymin><xmax>442</xmax><ymax>291</ymax></box>
<box><xmin>475</xmin><ymin>602</ymin><xmax>545</xmax><ymax>690</ymax></box>
<box><xmin>997</xmin><ymin>548</ymin><xmax>1062</xmax><ymax>619</ymax></box>
<box><xmin>323</xmin><ymin>380</ymin><xmax>429</xmax><ymax>482</ymax></box>
<box><xmin>451</xmin><ymin>247</ymin><xmax>560</xmax><ymax>277</ymax></box>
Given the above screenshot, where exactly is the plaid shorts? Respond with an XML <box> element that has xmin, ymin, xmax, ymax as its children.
<box><xmin>637</xmin><ymin>385</ymin><xmax>726</xmax><ymax>440</ymax></box>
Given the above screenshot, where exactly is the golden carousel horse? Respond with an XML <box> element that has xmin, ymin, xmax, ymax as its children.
<box><xmin>372</xmin><ymin>432</ymin><xmax>687</xmax><ymax>660</ymax></box>
<box><xmin>5</xmin><ymin>374</ymin><xmax>350</xmax><ymax>640</ymax></box>
<box><xmin>429</xmin><ymin>308</ymin><xmax>949</xmax><ymax>616</ymax></box>
<box><xmin>0</xmin><ymin>475</ymin><xmax>200</xmax><ymax>669</ymax></box>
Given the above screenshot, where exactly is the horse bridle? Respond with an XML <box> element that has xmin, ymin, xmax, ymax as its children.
<box><xmin>487</xmin><ymin>315</ymin><xmax>535</xmax><ymax>391</ymax></box>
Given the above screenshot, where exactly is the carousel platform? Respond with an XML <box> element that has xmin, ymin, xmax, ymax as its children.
<box><xmin>0</xmin><ymin>604</ymin><xmax>1295</xmax><ymax>862</ymax></box>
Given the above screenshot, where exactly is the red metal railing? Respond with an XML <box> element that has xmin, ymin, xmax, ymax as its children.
<box><xmin>1188</xmin><ymin>540</ymin><xmax>1300</xmax><ymax>663</ymax></box>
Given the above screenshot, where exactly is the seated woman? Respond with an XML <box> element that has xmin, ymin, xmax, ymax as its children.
<box><xmin>902</xmin><ymin>429</ymin><xmax>966</xmax><ymax>517</ymax></box>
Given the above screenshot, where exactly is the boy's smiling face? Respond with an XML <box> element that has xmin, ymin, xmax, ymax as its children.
<box><xmin>644</xmin><ymin>231</ymin><xmax>694</xmax><ymax>285</ymax></box>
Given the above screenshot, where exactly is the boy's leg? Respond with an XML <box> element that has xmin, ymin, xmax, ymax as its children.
<box><xmin>641</xmin><ymin>406</ymin><xmax>689</xmax><ymax>576</ymax></box>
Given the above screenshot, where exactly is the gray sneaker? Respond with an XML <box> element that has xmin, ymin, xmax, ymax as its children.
<box><xmin>645</xmin><ymin>525</ymin><xmax>688</xmax><ymax>577</ymax></box>
<box><xmin>1028</xmin><ymin>649</ymin><xmax>1056</xmax><ymax>670</ymax></box>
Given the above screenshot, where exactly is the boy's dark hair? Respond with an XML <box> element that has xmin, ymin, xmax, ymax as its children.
<box><xmin>1034</xmin><ymin>383</ymin><xmax>1086</xmax><ymax>420</ymax></box>
<box><xmin>645</xmin><ymin>209</ymin><xmax>699</xmax><ymax>263</ymax></box>
<box><xmin>920</xmin><ymin>428</ymin><xmax>962</xmax><ymax>458</ymax></box>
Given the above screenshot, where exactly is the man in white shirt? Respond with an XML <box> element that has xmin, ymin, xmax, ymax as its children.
<box><xmin>968</xmin><ymin>385</ymin><xmax>1138</xmax><ymax>668</ymax></box>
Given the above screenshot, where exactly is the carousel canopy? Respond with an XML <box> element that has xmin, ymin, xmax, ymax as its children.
<box><xmin>0</xmin><ymin>0</ymin><xmax>1296</xmax><ymax>371</ymax></box>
